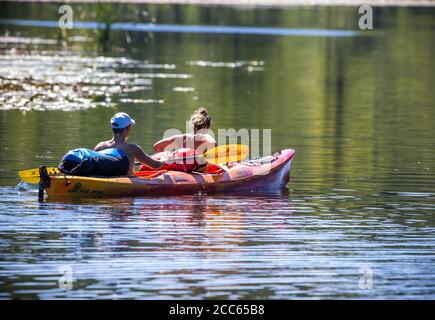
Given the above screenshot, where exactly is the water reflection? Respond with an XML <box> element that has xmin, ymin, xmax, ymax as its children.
<box><xmin>1</xmin><ymin>182</ymin><xmax>435</xmax><ymax>299</ymax></box>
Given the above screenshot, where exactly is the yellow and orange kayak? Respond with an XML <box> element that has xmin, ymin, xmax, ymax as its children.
<box><xmin>39</xmin><ymin>149</ymin><xmax>295</xmax><ymax>199</ymax></box>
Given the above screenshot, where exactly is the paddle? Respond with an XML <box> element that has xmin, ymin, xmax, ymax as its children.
<box><xmin>18</xmin><ymin>167</ymin><xmax>60</xmax><ymax>184</ymax></box>
<box><xmin>166</xmin><ymin>144</ymin><xmax>249</xmax><ymax>165</ymax></box>
<box><xmin>18</xmin><ymin>144</ymin><xmax>250</xmax><ymax>184</ymax></box>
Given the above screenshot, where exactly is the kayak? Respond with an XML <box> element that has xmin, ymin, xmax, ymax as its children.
<box><xmin>39</xmin><ymin>149</ymin><xmax>295</xmax><ymax>199</ymax></box>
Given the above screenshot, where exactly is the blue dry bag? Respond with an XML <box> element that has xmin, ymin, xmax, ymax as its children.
<box><xmin>58</xmin><ymin>148</ymin><xmax>129</xmax><ymax>176</ymax></box>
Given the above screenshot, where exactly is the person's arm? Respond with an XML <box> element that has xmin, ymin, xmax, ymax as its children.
<box><xmin>153</xmin><ymin>134</ymin><xmax>185</xmax><ymax>152</ymax></box>
<box><xmin>93</xmin><ymin>142</ymin><xmax>107</xmax><ymax>152</ymax></box>
<box><xmin>133</xmin><ymin>145</ymin><xmax>165</xmax><ymax>169</ymax></box>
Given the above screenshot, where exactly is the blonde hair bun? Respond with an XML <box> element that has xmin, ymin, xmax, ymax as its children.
<box><xmin>197</xmin><ymin>107</ymin><xmax>209</xmax><ymax>116</ymax></box>
<box><xmin>190</xmin><ymin>107</ymin><xmax>211</xmax><ymax>133</ymax></box>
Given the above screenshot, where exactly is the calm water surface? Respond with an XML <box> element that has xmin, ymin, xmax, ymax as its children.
<box><xmin>0</xmin><ymin>3</ymin><xmax>434</xmax><ymax>299</ymax></box>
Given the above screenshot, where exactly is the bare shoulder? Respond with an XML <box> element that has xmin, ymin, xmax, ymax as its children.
<box><xmin>206</xmin><ymin>134</ymin><xmax>217</xmax><ymax>144</ymax></box>
<box><xmin>94</xmin><ymin>140</ymin><xmax>111</xmax><ymax>151</ymax></box>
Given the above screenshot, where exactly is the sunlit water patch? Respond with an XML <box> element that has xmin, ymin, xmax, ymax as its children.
<box><xmin>119</xmin><ymin>98</ymin><xmax>165</xmax><ymax>105</ymax></box>
<box><xmin>0</xmin><ymin>50</ymin><xmax>189</xmax><ymax>111</ymax></box>
<box><xmin>173</xmin><ymin>87</ymin><xmax>195</xmax><ymax>93</ymax></box>
<box><xmin>188</xmin><ymin>60</ymin><xmax>265</xmax><ymax>73</ymax></box>
<box><xmin>0</xmin><ymin>36</ymin><xmax>57</xmax><ymax>45</ymax></box>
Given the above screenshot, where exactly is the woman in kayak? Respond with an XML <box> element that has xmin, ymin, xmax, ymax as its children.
<box><xmin>94</xmin><ymin>112</ymin><xmax>165</xmax><ymax>174</ymax></box>
<box><xmin>153</xmin><ymin>107</ymin><xmax>217</xmax><ymax>154</ymax></box>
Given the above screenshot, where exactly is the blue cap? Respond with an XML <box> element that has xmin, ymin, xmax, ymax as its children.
<box><xmin>111</xmin><ymin>112</ymin><xmax>136</xmax><ymax>129</ymax></box>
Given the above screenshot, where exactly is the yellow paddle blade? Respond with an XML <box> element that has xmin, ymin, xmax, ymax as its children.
<box><xmin>18</xmin><ymin>167</ymin><xmax>59</xmax><ymax>184</ymax></box>
<box><xmin>204</xmin><ymin>144</ymin><xmax>249</xmax><ymax>164</ymax></box>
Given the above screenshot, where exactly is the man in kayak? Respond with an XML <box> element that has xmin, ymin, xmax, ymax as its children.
<box><xmin>153</xmin><ymin>107</ymin><xmax>217</xmax><ymax>154</ymax></box>
<box><xmin>94</xmin><ymin>112</ymin><xmax>164</xmax><ymax>174</ymax></box>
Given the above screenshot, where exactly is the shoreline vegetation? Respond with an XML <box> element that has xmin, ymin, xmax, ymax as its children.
<box><xmin>7</xmin><ymin>0</ymin><xmax>435</xmax><ymax>8</ymax></box>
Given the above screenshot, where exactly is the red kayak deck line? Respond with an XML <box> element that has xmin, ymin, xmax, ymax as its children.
<box><xmin>44</xmin><ymin>149</ymin><xmax>295</xmax><ymax>198</ymax></box>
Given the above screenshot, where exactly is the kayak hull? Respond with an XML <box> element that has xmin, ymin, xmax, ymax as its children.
<box><xmin>44</xmin><ymin>149</ymin><xmax>295</xmax><ymax>199</ymax></box>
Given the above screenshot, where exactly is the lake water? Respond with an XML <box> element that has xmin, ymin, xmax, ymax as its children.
<box><xmin>0</xmin><ymin>3</ymin><xmax>434</xmax><ymax>299</ymax></box>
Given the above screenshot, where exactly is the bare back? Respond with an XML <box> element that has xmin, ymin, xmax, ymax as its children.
<box><xmin>154</xmin><ymin>133</ymin><xmax>216</xmax><ymax>153</ymax></box>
